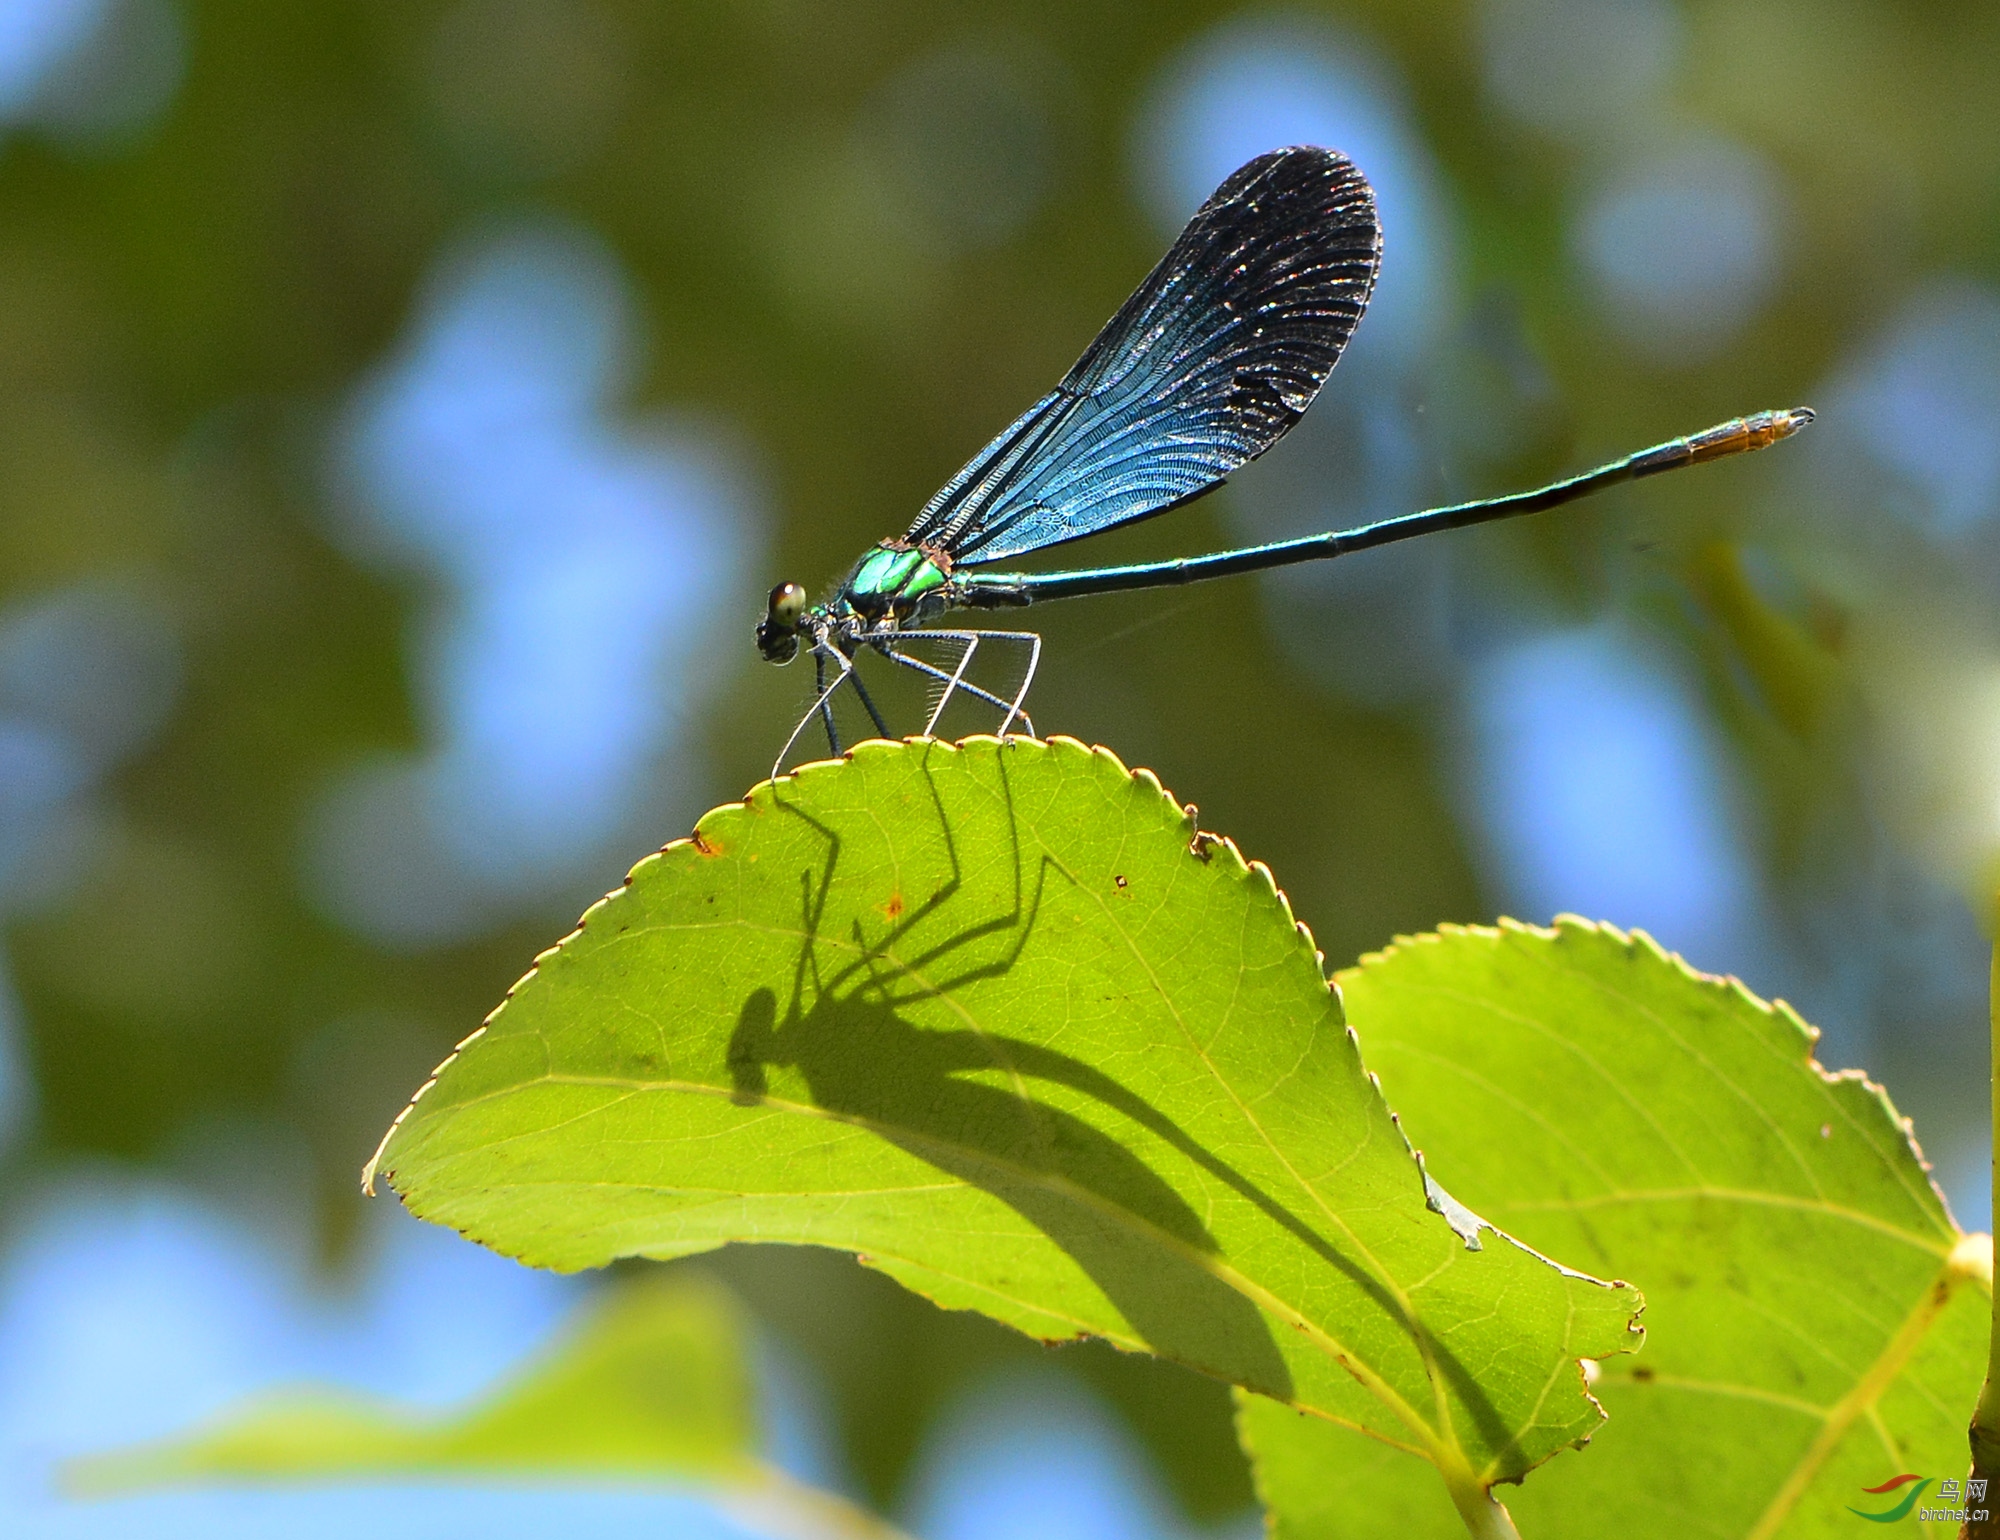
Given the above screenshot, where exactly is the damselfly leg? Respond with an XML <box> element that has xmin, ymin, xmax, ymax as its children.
<box><xmin>756</xmin><ymin>148</ymin><xmax>1814</xmax><ymax>776</ymax></box>
<box><xmin>879</xmin><ymin>629</ymin><xmax>1043</xmax><ymax>738</ymax></box>
<box><xmin>772</xmin><ymin>640</ymin><xmax>859</xmax><ymax>777</ymax></box>
<box><xmin>868</xmin><ymin>639</ymin><xmax>1039</xmax><ymax>738</ymax></box>
<box><xmin>846</xmin><ymin>660</ymin><xmax>893</xmax><ymax>740</ymax></box>
<box><xmin>814</xmin><ymin>648</ymin><xmax>836</xmax><ymax>754</ymax></box>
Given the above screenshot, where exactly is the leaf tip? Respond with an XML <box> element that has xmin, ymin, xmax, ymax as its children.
<box><xmin>361</xmin><ymin>1021</ymin><xmax>490</xmax><ymax>1195</ymax></box>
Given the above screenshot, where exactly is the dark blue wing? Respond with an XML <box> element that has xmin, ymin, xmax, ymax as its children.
<box><xmin>905</xmin><ymin>147</ymin><xmax>1380</xmax><ymax>566</ymax></box>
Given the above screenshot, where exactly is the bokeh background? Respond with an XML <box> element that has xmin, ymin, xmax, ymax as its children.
<box><xmin>1</xmin><ymin>0</ymin><xmax>1997</xmax><ymax>1534</ymax></box>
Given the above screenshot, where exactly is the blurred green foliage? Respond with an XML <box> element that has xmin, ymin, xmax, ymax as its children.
<box><xmin>69</xmin><ymin>1271</ymin><xmax>918</xmax><ymax>1540</ymax></box>
<box><xmin>2</xmin><ymin>0</ymin><xmax>1997</xmax><ymax>1522</ymax></box>
<box><xmin>69</xmin><ymin>1274</ymin><xmax>768</xmax><ymax>1490</ymax></box>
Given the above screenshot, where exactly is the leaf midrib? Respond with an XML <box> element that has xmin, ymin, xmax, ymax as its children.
<box><xmin>1048</xmin><ymin>830</ymin><xmax>1437</xmax><ymax>1404</ymax></box>
<box><xmin>1744</xmin><ymin>1251</ymin><xmax>1974</xmax><ymax>1540</ymax></box>
<box><xmin>397</xmin><ymin>1069</ymin><xmax>1440</xmax><ymax>1445</ymax></box>
<box><xmin>1376</xmin><ymin>1040</ymin><xmax>1950</xmax><ymax>1256</ymax></box>
<box><xmin>1498</xmin><ymin>1187</ymin><xmax>1949</xmax><ymax>1256</ymax></box>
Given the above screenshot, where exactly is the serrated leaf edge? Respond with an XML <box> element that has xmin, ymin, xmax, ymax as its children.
<box><xmin>366</xmin><ymin>735</ymin><xmax>1289</xmax><ymax>1195</ymax></box>
<box><xmin>362</xmin><ymin>737</ymin><xmax>1642</xmax><ymax>1495</ymax></box>
<box><xmin>1344</xmin><ymin>914</ymin><xmax>1964</xmax><ymax>1244</ymax></box>
<box><xmin>1342</xmin><ymin>914</ymin><xmax>1995</xmax><ymax>1527</ymax></box>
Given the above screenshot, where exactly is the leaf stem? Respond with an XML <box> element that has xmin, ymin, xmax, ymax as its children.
<box><xmin>1437</xmin><ymin>1450</ymin><xmax>1522</xmax><ymax>1540</ymax></box>
<box><xmin>719</xmin><ymin>1464</ymin><xmax>922</xmax><ymax>1540</ymax></box>
<box><xmin>1968</xmin><ymin>928</ymin><xmax>2000</xmax><ymax>1540</ymax></box>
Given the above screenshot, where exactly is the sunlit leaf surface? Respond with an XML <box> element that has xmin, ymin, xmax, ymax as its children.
<box><xmin>365</xmin><ymin>737</ymin><xmax>1638</xmax><ymax>1506</ymax></box>
<box><xmin>1241</xmin><ymin>919</ymin><xmax>1989</xmax><ymax>1538</ymax></box>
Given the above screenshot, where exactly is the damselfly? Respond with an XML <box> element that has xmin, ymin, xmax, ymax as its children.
<box><xmin>757</xmin><ymin>145</ymin><xmax>1811</xmax><ymax>772</ymax></box>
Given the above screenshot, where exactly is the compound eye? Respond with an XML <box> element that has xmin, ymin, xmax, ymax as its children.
<box><xmin>767</xmin><ymin>582</ymin><xmax>807</xmax><ymax>630</ymax></box>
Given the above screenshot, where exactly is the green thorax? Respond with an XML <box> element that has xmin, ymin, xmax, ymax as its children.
<box><xmin>841</xmin><ymin>543</ymin><xmax>952</xmax><ymax>621</ymax></box>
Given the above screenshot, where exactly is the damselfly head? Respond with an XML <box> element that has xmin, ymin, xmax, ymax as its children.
<box><xmin>756</xmin><ymin>581</ymin><xmax>808</xmax><ymax>664</ymax></box>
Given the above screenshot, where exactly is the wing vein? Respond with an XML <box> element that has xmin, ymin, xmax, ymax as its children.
<box><xmin>902</xmin><ymin>147</ymin><xmax>1382</xmax><ymax>567</ymax></box>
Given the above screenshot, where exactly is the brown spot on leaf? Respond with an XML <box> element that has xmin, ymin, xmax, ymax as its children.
<box><xmin>1114</xmin><ymin>874</ymin><xmax>1128</xmax><ymax>889</ymax></box>
<box><xmin>882</xmin><ymin>893</ymin><xmax>904</xmax><ymax>919</ymax></box>
<box><xmin>1630</xmin><ymin>1364</ymin><xmax>1656</xmax><ymax>1382</ymax></box>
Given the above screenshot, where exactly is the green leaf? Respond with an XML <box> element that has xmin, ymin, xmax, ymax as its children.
<box><xmin>363</xmin><ymin>737</ymin><xmax>1639</xmax><ymax>1523</ymax></box>
<box><xmin>1241</xmin><ymin>918</ymin><xmax>1991</xmax><ymax>1539</ymax></box>
<box><xmin>67</xmin><ymin>1272</ymin><xmax>909</xmax><ymax>1540</ymax></box>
